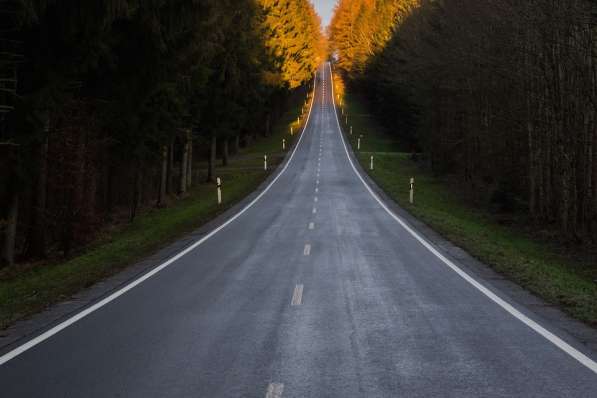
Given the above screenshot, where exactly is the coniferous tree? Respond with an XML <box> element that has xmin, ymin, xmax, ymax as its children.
<box><xmin>0</xmin><ymin>0</ymin><xmax>324</xmax><ymax>265</ymax></box>
<box><xmin>330</xmin><ymin>0</ymin><xmax>597</xmax><ymax>241</ymax></box>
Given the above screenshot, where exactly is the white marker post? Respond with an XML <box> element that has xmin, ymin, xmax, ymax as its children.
<box><xmin>217</xmin><ymin>177</ymin><xmax>222</xmax><ymax>205</ymax></box>
<box><xmin>357</xmin><ymin>137</ymin><xmax>361</xmax><ymax>150</ymax></box>
<box><xmin>290</xmin><ymin>126</ymin><xmax>293</xmax><ymax>136</ymax></box>
<box><xmin>350</xmin><ymin>126</ymin><xmax>353</xmax><ymax>135</ymax></box>
<box><xmin>345</xmin><ymin>116</ymin><xmax>348</xmax><ymax>124</ymax></box>
<box><xmin>297</xmin><ymin>117</ymin><xmax>300</xmax><ymax>125</ymax></box>
<box><xmin>282</xmin><ymin>139</ymin><xmax>286</xmax><ymax>150</ymax></box>
<box><xmin>370</xmin><ymin>156</ymin><xmax>374</xmax><ymax>170</ymax></box>
<box><xmin>409</xmin><ymin>177</ymin><xmax>415</xmax><ymax>204</ymax></box>
<box><xmin>264</xmin><ymin>155</ymin><xmax>268</xmax><ymax>171</ymax></box>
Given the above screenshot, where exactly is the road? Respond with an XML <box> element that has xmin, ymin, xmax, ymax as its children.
<box><xmin>1</xmin><ymin>63</ymin><xmax>596</xmax><ymax>397</ymax></box>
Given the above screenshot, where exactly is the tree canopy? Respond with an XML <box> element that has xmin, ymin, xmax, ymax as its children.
<box><xmin>260</xmin><ymin>0</ymin><xmax>326</xmax><ymax>89</ymax></box>
<box><xmin>0</xmin><ymin>0</ymin><xmax>324</xmax><ymax>264</ymax></box>
<box><xmin>330</xmin><ymin>0</ymin><xmax>597</xmax><ymax>241</ymax></box>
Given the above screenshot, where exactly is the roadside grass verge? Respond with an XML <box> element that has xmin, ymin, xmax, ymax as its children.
<box><xmin>340</xmin><ymin>91</ymin><xmax>597</xmax><ymax>327</ymax></box>
<box><xmin>0</xmin><ymin>92</ymin><xmax>311</xmax><ymax>330</ymax></box>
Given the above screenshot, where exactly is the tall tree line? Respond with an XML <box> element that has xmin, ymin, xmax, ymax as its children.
<box><xmin>0</xmin><ymin>0</ymin><xmax>324</xmax><ymax>265</ymax></box>
<box><xmin>330</xmin><ymin>0</ymin><xmax>597</xmax><ymax>242</ymax></box>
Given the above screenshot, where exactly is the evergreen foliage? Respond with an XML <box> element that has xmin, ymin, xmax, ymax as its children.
<box><xmin>0</xmin><ymin>0</ymin><xmax>324</xmax><ymax>264</ymax></box>
<box><xmin>330</xmin><ymin>0</ymin><xmax>597</xmax><ymax>241</ymax></box>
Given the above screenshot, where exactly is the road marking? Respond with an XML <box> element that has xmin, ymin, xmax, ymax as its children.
<box><xmin>314</xmin><ymin>197</ymin><xmax>318</xmax><ymax>202</ymax></box>
<box><xmin>309</xmin><ymin>222</ymin><xmax>314</xmax><ymax>230</ymax></box>
<box><xmin>312</xmin><ymin>207</ymin><xmax>317</xmax><ymax>214</ymax></box>
<box><xmin>304</xmin><ymin>244</ymin><xmax>311</xmax><ymax>255</ymax></box>
<box><xmin>315</xmin><ymin>188</ymin><xmax>318</xmax><ymax>193</ymax></box>
<box><xmin>0</xmin><ymin>73</ymin><xmax>320</xmax><ymax>368</ymax></box>
<box><xmin>328</xmin><ymin>62</ymin><xmax>597</xmax><ymax>375</ymax></box>
<box><xmin>316</xmin><ymin>179</ymin><xmax>319</xmax><ymax>185</ymax></box>
<box><xmin>265</xmin><ymin>383</ymin><xmax>284</xmax><ymax>398</ymax></box>
<box><xmin>291</xmin><ymin>284</ymin><xmax>304</xmax><ymax>306</ymax></box>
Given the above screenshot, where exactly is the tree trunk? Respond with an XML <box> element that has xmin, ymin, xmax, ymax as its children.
<box><xmin>158</xmin><ymin>145</ymin><xmax>168</xmax><ymax>207</ymax></box>
<box><xmin>207</xmin><ymin>134</ymin><xmax>216</xmax><ymax>182</ymax></box>
<box><xmin>29</xmin><ymin>126</ymin><xmax>49</xmax><ymax>258</ymax></box>
<box><xmin>105</xmin><ymin>162</ymin><xmax>115</xmax><ymax>218</ymax></box>
<box><xmin>186</xmin><ymin>131</ymin><xmax>193</xmax><ymax>190</ymax></box>
<box><xmin>222</xmin><ymin>138</ymin><xmax>229</xmax><ymax>167</ymax></box>
<box><xmin>130</xmin><ymin>163</ymin><xmax>141</xmax><ymax>223</ymax></box>
<box><xmin>180</xmin><ymin>132</ymin><xmax>189</xmax><ymax>195</ymax></box>
<box><xmin>102</xmin><ymin>150</ymin><xmax>113</xmax><ymax>219</ymax></box>
<box><xmin>2</xmin><ymin>191</ymin><xmax>19</xmax><ymax>267</ymax></box>
<box><xmin>166</xmin><ymin>140</ymin><xmax>174</xmax><ymax>194</ymax></box>
<box><xmin>234</xmin><ymin>135</ymin><xmax>240</xmax><ymax>155</ymax></box>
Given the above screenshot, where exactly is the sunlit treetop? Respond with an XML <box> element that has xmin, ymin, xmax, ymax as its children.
<box><xmin>259</xmin><ymin>0</ymin><xmax>326</xmax><ymax>89</ymax></box>
<box><xmin>329</xmin><ymin>0</ymin><xmax>417</xmax><ymax>77</ymax></box>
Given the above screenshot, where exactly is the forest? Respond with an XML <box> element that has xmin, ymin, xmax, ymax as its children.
<box><xmin>329</xmin><ymin>0</ymin><xmax>597</xmax><ymax>242</ymax></box>
<box><xmin>0</xmin><ymin>0</ymin><xmax>325</xmax><ymax>266</ymax></box>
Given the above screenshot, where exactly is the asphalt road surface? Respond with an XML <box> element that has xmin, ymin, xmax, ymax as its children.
<box><xmin>1</xmin><ymin>63</ymin><xmax>596</xmax><ymax>397</ymax></box>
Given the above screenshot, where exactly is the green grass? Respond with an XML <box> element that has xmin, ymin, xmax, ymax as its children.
<box><xmin>0</xmin><ymin>93</ymin><xmax>310</xmax><ymax>330</ymax></box>
<box><xmin>341</xmin><ymin>91</ymin><xmax>597</xmax><ymax>326</ymax></box>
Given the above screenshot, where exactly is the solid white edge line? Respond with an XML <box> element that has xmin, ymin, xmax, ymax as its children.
<box><xmin>0</xmin><ymin>74</ymin><xmax>320</xmax><ymax>367</ymax></box>
<box><xmin>327</xmin><ymin>62</ymin><xmax>597</xmax><ymax>374</ymax></box>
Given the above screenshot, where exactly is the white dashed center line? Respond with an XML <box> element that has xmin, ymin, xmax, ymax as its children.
<box><xmin>291</xmin><ymin>284</ymin><xmax>304</xmax><ymax>306</ymax></box>
<box><xmin>312</xmin><ymin>207</ymin><xmax>317</xmax><ymax>214</ymax></box>
<box><xmin>265</xmin><ymin>383</ymin><xmax>284</xmax><ymax>398</ymax></box>
<box><xmin>304</xmin><ymin>244</ymin><xmax>311</xmax><ymax>255</ymax></box>
<box><xmin>309</xmin><ymin>222</ymin><xmax>314</xmax><ymax>230</ymax></box>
